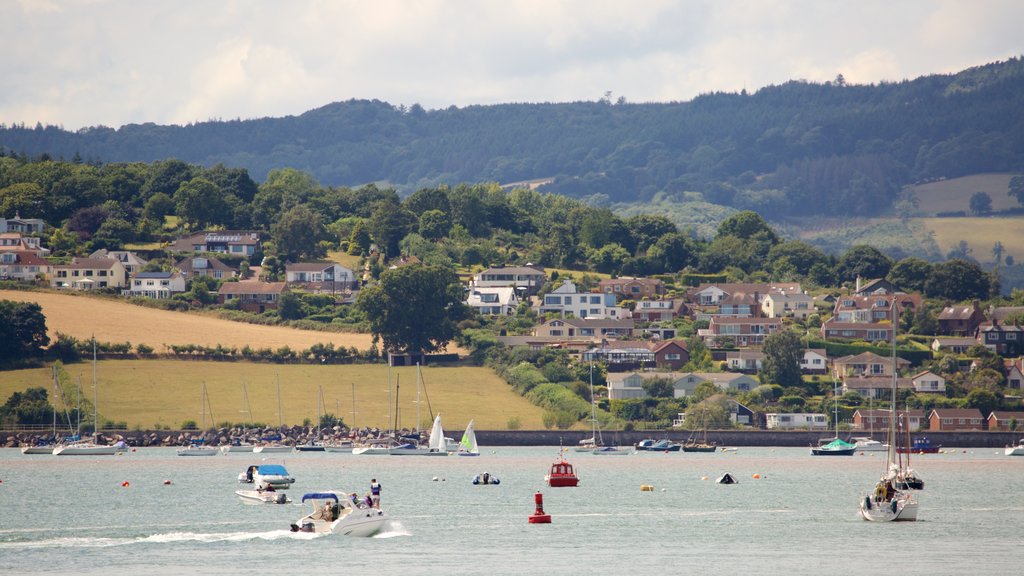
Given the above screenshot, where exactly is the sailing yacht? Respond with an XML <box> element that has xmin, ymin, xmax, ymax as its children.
<box><xmin>811</xmin><ymin>377</ymin><xmax>856</xmax><ymax>456</ymax></box>
<box><xmin>177</xmin><ymin>383</ymin><xmax>218</xmax><ymax>456</ymax></box>
<box><xmin>296</xmin><ymin>385</ymin><xmax>327</xmax><ymax>452</ymax></box>
<box><xmin>54</xmin><ymin>340</ymin><xmax>121</xmax><ymax>456</ymax></box>
<box><xmin>457</xmin><ymin>419</ymin><xmax>480</xmax><ymax>456</ymax></box>
<box><xmin>859</xmin><ymin>303</ymin><xmax>919</xmax><ymax>522</ymax></box>
<box><xmin>583</xmin><ymin>364</ymin><xmax>629</xmax><ymax>455</ymax></box>
<box><xmin>682</xmin><ymin>404</ymin><xmax>717</xmax><ymax>453</ymax></box>
<box><xmin>22</xmin><ymin>366</ymin><xmax>63</xmax><ymax>455</ymax></box>
<box><xmin>255</xmin><ymin>376</ymin><xmax>291</xmax><ymax>453</ymax></box>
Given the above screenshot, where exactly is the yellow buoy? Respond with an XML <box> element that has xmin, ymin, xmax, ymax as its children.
<box><xmin>640</xmin><ymin>484</ymin><xmax>654</xmax><ymax>491</ymax></box>
<box><xmin>701</xmin><ymin>476</ymin><xmax>708</xmax><ymax>481</ymax></box>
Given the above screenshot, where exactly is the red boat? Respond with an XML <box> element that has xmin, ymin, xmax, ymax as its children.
<box><xmin>545</xmin><ymin>453</ymin><xmax>579</xmax><ymax>487</ymax></box>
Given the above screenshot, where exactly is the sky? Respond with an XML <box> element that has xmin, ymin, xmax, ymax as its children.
<box><xmin>1</xmin><ymin>0</ymin><xmax>1022</xmax><ymax>131</ymax></box>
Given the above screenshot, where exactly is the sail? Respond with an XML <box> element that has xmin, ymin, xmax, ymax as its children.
<box><xmin>460</xmin><ymin>420</ymin><xmax>479</xmax><ymax>454</ymax></box>
<box><xmin>427</xmin><ymin>414</ymin><xmax>445</xmax><ymax>451</ymax></box>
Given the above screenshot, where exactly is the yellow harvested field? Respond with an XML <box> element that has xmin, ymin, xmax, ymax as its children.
<box><xmin>0</xmin><ymin>360</ymin><xmax>545</xmax><ymax>431</ymax></box>
<box><xmin>0</xmin><ymin>290</ymin><xmax>375</xmax><ymax>352</ymax></box>
<box><xmin>918</xmin><ymin>217</ymin><xmax>1024</xmax><ymax>261</ymax></box>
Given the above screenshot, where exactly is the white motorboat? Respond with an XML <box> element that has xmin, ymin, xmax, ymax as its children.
<box><xmin>1005</xmin><ymin>440</ymin><xmax>1024</xmax><ymax>456</ymax></box>
<box><xmin>21</xmin><ymin>444</ymin><xmax>57</xmax><ymax>455</ymax></box>
<box><xmin>177</xmin><ymin>442</ymin><xmax>219</xmax><ymax>456</ymax></box>
<box><xmin>236</xmin><ymin>488</ymin><xmax>291</xmax><ymax>505</ymax></box>
<box><xmin>238</xmin><ymin>464</ymin><xmax>296</xmax><ymax>489</ymax></box>
<box><xmin>352</xmin><ymin>442</ymin><xmax>394</xmax><ymax>455</ymax></box>
<box><xmin>290</xmin><ymin>491</ymin><xmax>388</xmax><ymax>536</ymax></box>
<box><xmin>853</xmin><ymin>436</ymin><xmax>889</xmax><ymax>452</ymax></box>
<box><xmin>220</xmin><ymin>441</ymin><xmax>255</xmax><ymax>453</ymax></box>
<box><xmin>53</xmin><ymin>441</ymin><xmax>121</xmax><ymax>456</ymax></box>
<box><xmin>253</xmin><ymin>443</ymin><xmax>293</xmax><ymax>453</ymax></box>
<box><xmin>324</xmin><ymin>439</ymin><xmax>353</xmax><ymax>452</ymax></box>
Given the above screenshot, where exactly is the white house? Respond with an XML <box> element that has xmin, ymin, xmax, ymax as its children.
<box><xmin>800</xmin><ymin>349</ymin><xmax>829</xmax><ymax>373</ymax></box>
<box><xmin>605</xmin><ymin>371</ymin><xmax>759</xmax><ymax>400</ymax></box>
<box><xmin>538</xmin><ymin>280</ymin><xmax>624</xmax><ymax>319</ymax></box>
<box><xmin>51</xmin><ymin>258</ymin><xmax>127</xmax><ymax>290</ymax></box>
<box><xmin>470</xmin><ymin>264</ymin><xmax>546</xmax><ymax>295</ymax></box>
<box><xmin>765</xmin><ymin>413</ymin><xmax>829</xmax><ymax>430</ymax></box>
<box><xmin>466</xmin><ymin>286</ymin><xmax>519</xmax><ymax>316</ymax></box>
<box><xmin>285</xmin><ymin>262</ymin><xmax>357</xmax><ymax>290</ymax></box>
<box><xmin>761</xmin><ymin>289</ymin><xmax>814</xmax><ymax>319</ymax></box>
<box><xmin>122</xmin><ymin>271</ymin><xmax>187</xmax><ymax>299</ymax></box>
<box><xmin>911</xmin><ymin>370</ymin><xmax>946</xmax><ymax>394</ymax></box>
<box><xmin>0</xmin><ymin>251</ymin><xmax>50</xmax><ymax>282</ymax></box>
<box><xmin>91</xmin><ymin>249</ymin><xmax>148</xmax><ymax>285</ymax></box>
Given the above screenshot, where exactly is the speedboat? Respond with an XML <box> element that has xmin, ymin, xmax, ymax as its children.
<box><xmin>290</xmin><ymin>492</ymin><xmax>388</xmax><ymax>536</ymax></box>
<box><xmin>545</xmin><ymin>453</ymin><xmax>579</xmax><ymax>487</ymax></box>
<box><xmin>1005</xmin><ymin>440</ymin><xmax>1024</xmax><ymax>456</ymax></box>
<box><xmin>852</xmin><ymin>436</ymin><xmax>888</xmax><ymax>452</ymax></box>
<box><xmin>238</xmin><ymin>464</ymin><xmax>296</xmax><ymax>489</ymax></box>
<box><xmin>472</xmin><ymin>472</ymin><xmax>500</xmax><ymax>485</ymax></box>
<box><xmin>236</xmin><ymin>488</ymin><xmax>291</xmax><ymax>504</ymax></box>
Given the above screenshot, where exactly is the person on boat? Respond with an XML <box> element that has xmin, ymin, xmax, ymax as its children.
<box><xmin>370</xmin><ymin>479</ymin><xmax>381</xmax><ymax>508</ymax></box>
<box><xmin>482</xmin><ymin>472</ymin><xmax>491</xmax><ymax>485</ymax></box>
<box><xmin>351</xmin><ymin>492</ymin><xmax>362</xmax><ymax>508</ymax></box>
<box><xmin>364</xmin><ymin>493</ymin><xmax>374</xmax><ymax>508</ymax></box>
<box><xmin>322</xmin><ymin>502</ymin><xmax>334</xmax><ymax>522</ymax></box>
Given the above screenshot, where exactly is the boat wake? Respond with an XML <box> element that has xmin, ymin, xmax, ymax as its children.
<box><xmin>372</xmin><ymin>520</ymin><xmax>411</xmax><ymax>538</ymax></box>
<box><xmin>0</xmin><ymin>530</ymin><xmax>325</xmax><ymax>549</ymax></box>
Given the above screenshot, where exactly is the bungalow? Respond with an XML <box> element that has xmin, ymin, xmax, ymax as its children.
<box><xmin>51</xmin><ymin>257</ymin><xmax>127</xmax><ymax>290</ymax></box>
<box><xmin>976</xmin><ymin>321</ymin><xmax>1024</xmax><ymax>356</ymax></box>
<box><xmin>651</xmin><ymin>340</ymin><xmax>689</xmax><ymax>371</ymax></box>
<box><xmin>0</xmin><ymin>251</ymin><xmax>50</xmax><ymax>282</ymax></box>
<box><xmin>598</xmin><ymin>276</ymin><xmax>665</xmax><ymax>300</ymax></box>
<box><xmin>170</xmin><ymin>230</ymin><xmax>261</xmax><ymax>256</ymax></box>
<box><xmin>671</xmin><ymin>372</ymin><xmax>759</xmax><ymax>396</ymax></box>
<box><xmin>832</xmin><ymin>352</ymin><xmax>910</xmax><ymax>379</ymax></box>
<box><xmin>467</xmin><ymin>286</ymin><xmax>519</xmax><ymax>316</ymax></box>
<box><xmin>687</xmin><ymin>282</ymin><xmax>801</xmax><ymax>306</ymax></box>
<box><xmin>284</xmin><ymin>262</ymin><xmax>357</xmax><ymax>291</ymax></box>
<box><xmin>986</xmin><ymin>411</ymin><xmax>1024</xmax><ymax>431</ymax></box>
<box><xmin>841</xmin><ymin>376</ymin><xmax>914</xmax><ymax>399</ymax></box>
<box><xmin>495</xmin><ymin>334</ymin><xmax>599</xmax><ymax>354</ymax></box>
<box><xmin>175</xmin><ymin>256</ymin><xmax>236</xmax><ymax>280</ymax></box>
<box><xmin>605</xmin><ymin>372</ymin><xmax>680</xmax><ymax>400</ymax></box>
<box><xmin>470</xmin><ymin>264</ymin><xmax>546</xmax><ymax>296</ymax></box>
<box><xmin>703</xmin><ymin>316</ymin><xmax>782</xmax><ymax>347</ymax></box>
<box><xmin>910</xmin><ymin>370</ymin><xmax>946</xmax><ymax>394</ymax></box>
<box><xmin>937</xmin><ymin>301</ymin><xmax>986</xmax><ymax>336</ymax></box>
<box><xmin>852</xmin><ymin>409</ymin><xmax>926</xmax><ymax>432</ymax></box>
<box><xmin>90</xmin><ymin>249</ymin><xmax>148</xmax><ymax>285</ymax></box>
<box><xmin>725</xmin><ymin>350</ymin><xmax>763</xmax><ymax>372</ymax></box>
<box><xmin>927</xmin><ymin>408</ymin><xmax>984</xmax><ymax>431</ymax></box>
<box><xmin>534</xmin><ymin>318</ymin><xmax>635</xmax><ymax>339</ymax></box>
<box><xmin>800</xmin><ymin>349</ymin><xmax>829</xmax><ymax>374</ymax></box>
<box><xmin>122</xmin><ymin>271</ymin><xmax>187</xmax><ymax>299</ymax></box>
<box><xmin>764</xmin><ymin>413</ymin><xmax>829</xmax><ymax>431</ymax></box>
<box><xmin>538</xmin><ymin>280</ymin><xmax>624</xmax><ymax>319</ymax></box>
<box><xmin>631</xmin><ymin>298</ymin><xmax>686</xmax><ymax>322</ymax></box>
<box><xmin>217</xmin><ymin>281</ymin><xmax>287</xmax><ymax>313</ymax></box>
<box><xmin>606</xmin><ymin>371</ymin><xmax>758</xmax><ymax>400</ymax></box>
<box><xmin>930</xmin><ymin>337</ymin><xmax>976</xmax><ymax>354</ymax></box>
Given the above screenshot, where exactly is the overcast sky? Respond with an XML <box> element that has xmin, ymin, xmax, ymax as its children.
<box><xmin>2</xmin><ymin>0</ymin><xmax>1021</xmax><ymax>131</ymax></box>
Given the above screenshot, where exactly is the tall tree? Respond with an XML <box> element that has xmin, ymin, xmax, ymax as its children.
<box><xmin>173</xmin><ymin>177</ymin><xmax>228</xmax><ymax>230</ymax></box>
<box><xmin>0</xmin><ymin>300</ymin><xmax>49</xmax><ymax>359</ymax></box>
<box><xmin>760</xmin><ymin>330</ymin><xmax>803</xmax><ymax>388</ymax></box>
<box><xmin>1009</xmin><ymin>175</ymin><xmax>1024</xmax><ymax>206</ymax></box>
<box><xmin>367</xmin><ymin>199</ymin><xmax>416</xmax><ymax>259</ymax></box>
<box><xmin>969</xmin><ymin>191</ymin><xmax>992</xmax><ymax>215</ymax></box>
<box><xmin>356</xmin><ymin>265</ymin><xmax>469</xmax><ymax>354</ymax></box>
<box><xmin>271</xmin><ymin>205</ymin><xmax>327</xmax><ymax>262</ymax></box>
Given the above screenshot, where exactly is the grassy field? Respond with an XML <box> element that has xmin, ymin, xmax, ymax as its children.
<box><xmin>0</xmin><ymin>290</ymin><xmax>376</xmax><ymax>352</ymax></box>
<box><xmin>906</xmin><ymin>173</ymin><xmax>1019</xmax><ymax>215</ymax></box>
<box><xmin>0</xmin><ymin>360</ymin><xmax>546</xmax><ymax>431</ymax></box>
<box><xmin>918</xmin><ymin>217</ymin><xmax>1024</xmax><ymax>262</ymax></box>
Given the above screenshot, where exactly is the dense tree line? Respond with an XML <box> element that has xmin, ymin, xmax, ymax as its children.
<box><xmin>2</xmin><ymin>58</ymin><xmax>1024</xmax><ymax>219</ymax></box>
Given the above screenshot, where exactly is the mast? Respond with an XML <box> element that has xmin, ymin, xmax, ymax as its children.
<box><xmin>416</xmin><ymin>364</ymin><xmax>422</xmax><ymax>437</ymax></box>
<box><xmin>92</xmin><ymin>337</ymin><xmax>98</xmax><ymax>439</ymax></box>
<box><xmin>276</xmin><ymin>373</ymin><xmax>283</xmax><ymax>429</ymax></box>
<box><xmin>887</xmin><ymin>300</ymin><xmax>899</xmax><ymax>471</ymax></box>
<box><xmin>589</xmin><ymin>363</ymin><xmax>601</xmax><ymax>446</ymax></box>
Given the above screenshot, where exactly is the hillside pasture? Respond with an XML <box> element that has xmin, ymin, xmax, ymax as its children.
<box><xmin>907</xmin><ymin>173</ymin><xmax>1019</xmax><ymax>215</ymax></box>
<box><xmin>918</xmin><ymin>217</ymin><xmax>1024</xmax><ymax>262</ymax></box>
<box><xmin>0</xmin><ymin>290</ymin><xmax>377</xmax><ymax>352</ymax></box>
<box><xmin>0</xmin><ymin>360</ymin><xmax>546</xmax><ymax>431</ymax></box>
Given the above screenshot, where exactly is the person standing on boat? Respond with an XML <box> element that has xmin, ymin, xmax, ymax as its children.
<box><xmin>370</xmin><ymin>479</ymin><xmax>381</xmax><ymax>508</ymax></box>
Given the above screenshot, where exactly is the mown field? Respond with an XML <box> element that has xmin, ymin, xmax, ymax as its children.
<box><xmin>918</xmin><ymin>217</ymin><xmax>1024</xmax><ymax>262</ymax></box>
<box><xmin>906</xmin><ymin>173</ymin><xmax>1018</xmax><ymax>215</ymax></box>
<box><xmin>0</xmin><ymin>289</ymin><xmax>377</xmax><ymax>352</ymax></box>
<box><xmin>0</xmin><ymin>360</ymin><xmax>546</xmax><ymax>431</ymax></box>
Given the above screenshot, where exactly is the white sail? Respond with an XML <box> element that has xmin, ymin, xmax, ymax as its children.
<box><xmin>459</xmin><ymin>420</ymin><xmax>479</xmax><ymax>455</ymax></box>
<box><xmin>427</xmin><ymin>414</ymin><xmax>445</xmax><ymax>452</ymax></box>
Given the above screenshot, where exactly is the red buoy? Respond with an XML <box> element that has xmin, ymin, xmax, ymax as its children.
<box><xmin>528</xmin><ymin>491</ymin><xmax>551</xmax><ymax>523</ymax></box>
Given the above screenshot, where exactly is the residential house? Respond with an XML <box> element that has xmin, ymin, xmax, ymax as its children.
<box><xmin>910</xmin><ymin>370</ymin><xmax>946</xmax><ymax>394</ymax></box>
<box><xmin>930</xmin><ymin>337</ymin><xmax>976</xmax><ymax>354</ymax></box>
<box><xmin>761</xmin><ymin>289</ymin><xmax>814</xmax><ymax>319</ymax></box>
<box><xmin>670</xmin><ymin>372</ymin><xmax>759</xmax><ymax>396</ymax></box>
<box><xmin>495</xmin><ymin>335</ymin><xmax>598</xmax><ymax>354</ymax></box>
<box><xmin>725</xmin><ymin>350</ymin><xmax>763</xmax><ymax>372</ymax></box>
<box><xmin>470</xmin><ymin>264</ymin><xmax>546</xmax><ymax>296</ymax></box>
<box><xmin>605</xmin><ymin>372</ymin><xmax>680</xmax><ymax>400</ymax></box>
<box><xmin>832</xmin><ymin>352</ymin><xmax>910</xmax><ymax>379</ymax></box>
<box><xmin>765</xmin><ymin>413</ymin><xmax>829</xmax><ymax>430</ymax></box>
<box><xmin>703</xmin><ymin>316</ymin><xmax>782</xmax><ymax>347</ymax></box>
<box><xmin>976</xmin><ymin>320</ymin><xmax>1024</xmax><ymax>356</ymax></box>
<box><xmin>538</xmin><ymin>280</ymin><xmax>624</xmax><ymax>319</ymax></box>
<box><xmin>821</xmin><ymin>293</ymin><xmax>921</xmax><ymax>342</ymax></box>
<box><xmin>217</xmin><ymin>281</ymin><xmax>287</xmax><ymax>313</ymax></box>
<box><xmin>673</xmin><ymin>400</ymin><xmax>754</xmax><ymax>427</ymax></box>
<box><xmin>927</xmin><ymin>408</ymin><xmax>984</xmax><ymax>431</ymax></box>
<box><xmin>534</xmin><ymin>318</ymin><xmax>635</xmax><ymax>339</ymax></box>
<box><xmin>651</xmin><ymin>340</ymin><xmax>689</xmax><ymax>371</ymax></box>
<box><xmin>175</xmin><ymin>256</ymin><xmax>237</xmax><ymax>280</ymax></box>
<box><xmin>688</xmin><ymin>282</ymin><xmax>799</xmax><ymax>306</ymax></box>
<box><xmin>0</xmin><ymin>251</ymin><xmax>50</xmax><ymax>282</ymax></box>
<box><xmin>852</xmin><ymin>409</ymin><xmax>926</xmax><ymax>432</ymax></box>
<box><xmin>284</xmin><ymin>262</ymin><xmax>357</xmax><ymax>291</ymax></box>
<box><xmin>989</xmin><ymin>306</ymin><xmax>1024</xmax><ymax>324</ymax></box>
<box><xmin>606</xmin><ymin>371</ymin><xmax>758</xmax><ymax>400</ymax></box>
<box><xmin>0</xmin><ymin>216</ymin><xmax>45</xmax><ymax>234</ymax></box>
<box><xmin>841</xmin><ymin>376</ymin><xmax>914</xmax><ymax>399</ymax></box>
<box><xmin>631</xmin><ymin>298</ymin><xmax>686</xmax><ymax>322</ymax></box>
<box><xmin>853</xmin><ymin>277</ymin><xmax>901</xmax><ymax>296</ymax></box>
<box><xmin>122</xmin><ymin>271</ymin><xmax>186</xmax><ymax>299</ymax></box>
<box><xmin>937</xmin><ymin>301</ymin><xmax>986</xmax><ymax>336</ymax></box>
<box><xmin>800</xmin><ymin>349</ymin><xmax>829</xmax><ymax>374</ymax></box>
<box><xmin>985</xmin><ymin>411</ymin><xmax>1024</xmax><ymax>431</ymax></box>
<box><xmin>51</xmin><ymin>258</ymin><xmax>127</xmax><ymax>290</ymax></box>
<box><xmin>598</xmin><ymin>276</ymin><xmax>665</xmax><ymax>300</ymax></box>
<box><xmin>90</xmin><ymin>249</ymin><xmax>148</xmax><ymax>285</ymax></box>
<box><xmin>466</xmin><ymin>286</ymin><xmax>519</xmax><ymax>316</ymax></box>
<box><xmin>171</xmin><ymin>230</ymin><xmax>261</xmax><ymax>256</ymax></box>
<box><xmin>1005</xmin><ymin>359</ymin><xmax>1024</xmax><ymax>391</ymax></box>
<box><xmin>581</xmin><ymin>341</ymin><xmax>655</xmax><ymax>371</ymax></box>
<box><xmin>0</xmin><ymin>232</ymin><xmax>49</xmax><ymax>257</ymax></box>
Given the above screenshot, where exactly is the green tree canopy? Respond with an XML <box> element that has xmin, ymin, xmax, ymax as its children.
<box><xmin>760</xmin><ymin>330</ymin><xmax>803</xmax><ymax>388</ymax></box>
<box><xmin>271</xmin><ymin>204</ymin><xmax>327</xmax><ymax>262</ymax></box>
<box><xmin>0</xmin><ymin>300</ymin><xmax>49</xmax><ymax>359</ymax></box>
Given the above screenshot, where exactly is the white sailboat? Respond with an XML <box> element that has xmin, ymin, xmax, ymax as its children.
<box><xmin>859</xmin><ymin>303</ymin><xmax>918</xmax><ymax>522</ymax></box>
<box><xmin>457</xmin><ymin>419</ymin><xmax>480</xmax><ymax>456</ymax></box>
<box><xmin>177</xmin><ymin>383</ymin><xmax>218</xmax><ymax>456</ymax></box>
<box><xmin>22</xmin><ymin>365</ymin><xmax>63</xmax><ymax>454</ymax></box>
<box><xmin>391</xmin><ymin>413</ymin><xmax>448</xmax><ymax>456</ymax></box>
<box><xmin>221</xmin><ymin>382</ymin><xmax>256</xmax><ymax>453</ymax></box>
<box><xmin>54</xmin><ymin>340</ymin><xmax>121</xmax><ymax>456</ymax></box>
<box><xmin>296</xmin><ymin>385</ymin><xmax>326</xmax><ymax>452</ymax></box>
<box><xmin>254</xmin><ymin>375</ymin><xmax>291</xmax><ymax>453</ymax></box>
<box><xmin>584</xmin><ymin>364</ymin><xmax>629</xmax><ymax>456</ymax></box>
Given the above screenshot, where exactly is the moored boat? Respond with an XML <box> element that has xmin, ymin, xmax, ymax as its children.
<box><xmin>1005</xmin><ymin>440</ymin><xmax>1024</xmax><ymax>456</ymax></box>
<box><xmin>236</xmin><ymin>488</ymin><xmax>291</xmax><ymax>504</ymax></box>
<box><xmin>545</xmin><ymin>452</ymin><xmax>579</xmax><ymax>487</ymax></box>
<box><xmin>896</xmin><ymin>437</ymin><xmax>940</xmax><ymax>454</ymax></box>
<box><xmin>239</xmin><ymin>463</ymin><xmax>296</xmax><ymax>489</ymax></box>
<box><xmin>457</xmin><ymin>419</ymin><xmax>480</xmax><ymax>456</ymax></box>
<box><xmin>177</xmin><ymin>439</ymin><xmax>218</xmax><ymax>456</ymax></box>
<box><xmin>636</xmin><ymin>439</ymin><xmax>681</xmax><ymax>452</ymax></box>
<box><xmin>852</xmin><ymin>436</ymin><xmax>888</xmax><ymax>452</ymax></box>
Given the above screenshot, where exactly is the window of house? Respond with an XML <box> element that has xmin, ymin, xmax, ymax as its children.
<box><xmin>665</xmin><ymin>353</ymin><xmax>680</xmax><ymax>360</ymax></box>
<box><xmin>1007</xmin><ymin>333</ymin><xmax>1017</xmax><ymax>340</ymax></box>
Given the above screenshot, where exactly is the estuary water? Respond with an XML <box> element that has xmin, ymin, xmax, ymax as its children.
<box><xmin>1</xmin><ymin>446</ymin><xmax>1022</xmax><ymax>576</ymax></box>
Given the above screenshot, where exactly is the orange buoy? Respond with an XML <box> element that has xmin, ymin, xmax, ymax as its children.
<box><xmin>752</xmin><ymin>474</ymin><xmax>761</xmax><ymax>479</ymax></box>
<box><xmin>528</xmin><ymin>491</ymin><xmax>551</xmax><ymax>523</ymax></box>
<box><xmin>121</xmin><ymin>481</ymin><xmax>130</xmax><ymax>487</ymax></box>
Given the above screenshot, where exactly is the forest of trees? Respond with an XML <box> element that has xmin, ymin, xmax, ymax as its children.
<box><xmin>2</xmin><ymin>58</ymin><xmax>1024</xmax><ymax>220</ymax></box>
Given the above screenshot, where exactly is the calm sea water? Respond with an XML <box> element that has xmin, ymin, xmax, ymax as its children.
<box><xmin>1</xmin><ymin>446</ymin><xmax>1022</xmax><ymax>575</ymax></box>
